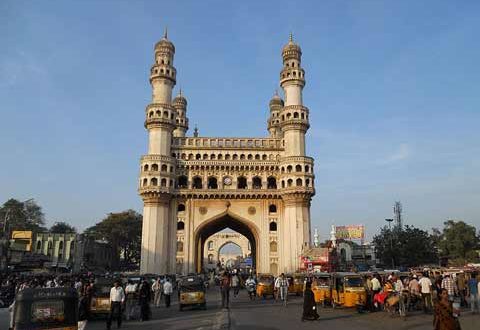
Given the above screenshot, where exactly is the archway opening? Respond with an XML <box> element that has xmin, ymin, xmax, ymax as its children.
<box><xmin>195</xmin><ymin>213</ymin><xmax>257</xmax><ymax>273</ymax></box>
<box><xmin>218</xmin><ymin>242</ymin><xmax>242</xmax><ymax>269</ymax></box>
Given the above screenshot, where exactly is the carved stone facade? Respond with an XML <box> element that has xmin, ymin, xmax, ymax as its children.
<box><xmin>139</xmin><ymin>32</ymin><xmax>315</xmax><ymax>275</ymax></box>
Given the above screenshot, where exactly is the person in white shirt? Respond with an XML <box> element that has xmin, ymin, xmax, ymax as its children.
<box><xmin>107</xmin><ymin>281</ymin><xmax>125</xmax><ymax>330</ymax></box>
<box><xmin>152</xmin><ymin>278</ymin><xmax>163</xmax><ymax>307</ymax></box>
<box><xmin>163</xmin><ymin>278</ymin><xmax>173</xmax><ymax>308</ymax></box>
<box><xmin>418</xmin><ymin>274</ymin><xmax>433</xmax><ymax>313</ymax></box>
<box><xmin>274</xmin><ymin>273</ymin><xmax>289</xmax><ymax>306</ymax></box>
<box><xmin>124</xmin><ymin>280</ymin><xmax>138</xmax><ymax>320</ymax></box>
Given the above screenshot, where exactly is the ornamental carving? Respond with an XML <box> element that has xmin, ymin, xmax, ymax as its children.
<box><xmin>248</xmin><ymin>206</ymin><xmax>256</xmax><ymax>215</ymax></box>
<box><xmin>199</xmin><ymin>206</ymin><xmax>207</xmax><ymax>215</ymax></box>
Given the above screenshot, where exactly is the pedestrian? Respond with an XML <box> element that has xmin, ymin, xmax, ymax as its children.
<box><xmin>456</xmin><ymin>272</ymin><xmax>467</xmax><ymax>307</ymax></box>
<box><xmin>124</xmin><ymin>280</ymin><xmax>138</xmax><ymax>320</ymax></box>
<box><xmin>138</xmin><ymin>279</ymin><xmax>151</xmax><ymax>321</ymax></box>
<box><xmin>274</xmin><ymin>273</ymin><xmax>289</xmax><ymax>306</ymax></box>
<box><xmin>163</xmin><ymin>277</ymin><xmax>173</xmax><ymax>308</ymax></box>
<box><xmin>441</xmin><ymin>274</ymin><xmax>457</xmax><ymax>301</ymax></box>
<box><xmin>8</xmin><ymin>299</ymin><xmax>15</xmax><ymax>330</ymax></box>
<box><xmin>433</xmin><ymin>289</ymin><xmax>461</xmax><ymax>330</ymax></box>
<box><xmin>245</xmin><ymin>276</ymin><xmax>256</xmax><ymax>300</ymax></box>
<box><xmin>152</xmin><ymin>278</ymin><xmax>163</xmax><ymax>307</ymax></box>
<box><xmin>419</xmin><ymin>273</ymin><xmax>433</xmax><ymax>313</ymax></box>
<box><xmin>106</xmin><ymin>280</ymin><xmax>125</xmax><ymax>330</ymax></box>
<box><xmin>466</xmin><ymin>273</ymin><xmax>479</xmax><ymax>313</ymax></box>
<box><xmin>302</xmin><ymin>281</ymin><xmax>319</xmax><ymax>321</ymax></box>
<box><xmin>219</xmin><ymin>271</ymin><xmax>231</xmax><ymax>309</ymax></box>
<box><xmin>231</xmin><ymin>272</ymin><xmax>240</xmax><ymax>297</ymax></box>
<box><xmin>78</xmin><ymin>295</ymin><xmax>89</xmax><ymax>330</ymax></box>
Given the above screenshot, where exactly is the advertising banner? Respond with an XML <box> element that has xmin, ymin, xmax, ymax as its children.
<box><xmin>335</xmin><ymin>225</ymin><xmax>364</xmax><ymax>240</ymax></box>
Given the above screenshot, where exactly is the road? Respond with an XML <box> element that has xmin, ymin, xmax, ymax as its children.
<box><xmin>1</xmin><ymin>288</ymin><xmax>478</xmax><ymax>329</ymax></box>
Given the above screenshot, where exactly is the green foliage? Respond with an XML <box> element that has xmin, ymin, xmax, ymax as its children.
<box><xmin>50</xmin><ymin>221</ymin><xmax>76</xmax><ymax>233</ymax></box>
<box><xmin>85</xmin><ymin>210</ymin><xmax>142</xmax><ymax>270</ymax></box>
<box><xmin>373</xmin><ymin>225</ymin><xmax>438</xmax><ymax>268</ymax></box>
<box><xmin>0</xmin><ymin>198</ymin><xmax>46</xmax><ymax>235</ymax></box>
<box><xmin>436</xmin><ymin>220</ymin><xmax>479</xmax><ymax>264</ymax></box>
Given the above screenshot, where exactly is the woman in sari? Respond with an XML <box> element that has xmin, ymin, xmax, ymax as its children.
<box><xmin>433</xmin><ymin>289</ymin><xmax>461</xmax><ymax>330</ymax></box>
<box><xmin>302</xmin><ymin>281</ymin><xmax>319</xmax><ymax>321</ymax></box>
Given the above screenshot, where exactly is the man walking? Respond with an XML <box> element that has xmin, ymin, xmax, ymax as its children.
<box><xmin>418</xmin><ymin>273</ymin><xmax>433</xmax><ymax>313</ymax></box>
<box><xmin>467</xmin><ymin>273</ymin><xmax>479</xmax><ymax>313</ymax></box>
<box><xmin>106</xmin><ymin>280</ymin><xmax>125</xmax><ymax>330</ymax></box>
<box><xmin>275</xmin><ymin>273</ymin><xmax>289</xmax><ymax>306</ymax></box>
<box><xmin>441</xmin><ymin>274</ymin><xmax>457</xmax><ymax>301</ymax></box>
<box><xmin>152</xmin><ymin>278</ymin><xmax>163</xmax><ymax>308</ymax></box>
<box><xmin>138</xmin><ymin>279</ymin><xmax>151</xmax><ymax>322</ymax></box>
<box><xmin>231</xmin><ymin>272</ymin><xmax>240</xmax><ymax>297</ymax></box>
<box><xmin>124</xmin><ymin>280</ymin><xmax>138</xmax><ymax>320</ymax></box>
<box><xmin>220</xmin><ymin>271</ymin><xmax>231</xmax><ymax>309</ymax></box>
<box><xmin>163</xmin><ymin>278</ymin><xmax>173</xmax><ymax>308</ymax></box>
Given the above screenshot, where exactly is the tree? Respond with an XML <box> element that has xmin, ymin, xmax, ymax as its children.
<box><xmin>50</xmin><ymin>221</ymin><xmax>77</xmax><ymax>233</ymax></box>
<box><xmin>0</xmin><ymin>198</ymin><xmax>46</xmax><ymax>236</ymax></box>
<box><xmin>436</xmin><ymin>220</ymin><xmax>479</xmax><ymax>265</ymax></box>
<box><xmin>85</xmin><ymin>210</ymin><xmax>142</xmax><ymax>270</ymax></box>
<box><xmin>373</xmin><ymin>225</ymin><xmax>438</xmax><ymax>268</ymax></box>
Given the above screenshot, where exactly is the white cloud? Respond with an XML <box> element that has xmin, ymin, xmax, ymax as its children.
<box><xmin>379</xmin><ymin>143</ymin><xmax>411</xmax><ymax>165</ymax></box>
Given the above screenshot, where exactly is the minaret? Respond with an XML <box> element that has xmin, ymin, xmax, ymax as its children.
<box><xmin>267</xmin><ymin>90</ymin><xmax>283</xmax><ymax>138</ymax></box>
<box><xmin>139</xmin><ymin>30</ymin><xmax>178</xmax><ymax>274</ymax></box>
<box><xmin>279</xmin><ymin>34</ymin><xmax>315</xmax><ymax>273</ymax></box>
<box><xmin>313</xmin><ymin>228</ymin><xmax>319</xmax><ymax>247</ymax></box>
<box><xmin>330</xmin><ymin>225</ymin><xmax>336</xmax><ymax>248</ymax></box>
<box><xmin>173</xmin><ymin>89</ymin><xmax>189</xmax><ymax>137</ymax></box>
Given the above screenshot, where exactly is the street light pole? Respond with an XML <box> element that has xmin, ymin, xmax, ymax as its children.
<box><xmin>385</xmin><ymin>218</ymin><xmax>394</xmax><ymax>269</ymax></box>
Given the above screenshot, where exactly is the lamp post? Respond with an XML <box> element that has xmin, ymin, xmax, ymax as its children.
<box><xmin>385</xmin><ymin>218</ymin><xmax>394</xmax><ymax>269</ymax></box>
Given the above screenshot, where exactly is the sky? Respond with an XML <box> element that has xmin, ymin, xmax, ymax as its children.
<box><xmin>1</xmin><ymin>1</ymin><xmax>479</xmax><ymax>241</ymax></box>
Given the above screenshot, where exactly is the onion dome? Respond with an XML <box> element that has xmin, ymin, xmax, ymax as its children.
<box><xmin>154</xmin><ymin>28</ymin><xmax>175</xmax><ymax>52</ymax></box>
<box><xmin>282</xmin><ymin>33</ymin><xmax>301</xmax><ymax>59</ymax></box>
<box><xmin>173</xmin><ymin>89</ymin><xmax>187</xmax><ymax>107</ymax></box>
<box><xmin>269</xmin><ymin>90</ymin><xmax>284</xmax><ymax>107</ymax></box>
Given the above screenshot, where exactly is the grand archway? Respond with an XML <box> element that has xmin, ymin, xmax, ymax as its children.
<box><xmin>194</xmin><ymin>213</ymin><xmax>258</xmax><ymax>273</ymax></box>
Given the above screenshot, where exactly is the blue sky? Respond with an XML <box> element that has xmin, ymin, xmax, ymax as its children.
<box><xmin>1</xmin><ymin>1</ymin><xmax>479</xmax><ymax>240</ymax></box>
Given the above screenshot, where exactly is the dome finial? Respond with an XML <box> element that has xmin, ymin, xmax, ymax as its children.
<box><xmin>179</xmin><ymin>86</ymin><xmax>182</xmax><ymax>96</ymax></box>
<box><xmin>274</xmin><ymin>89</ymin><xmax>278</xmax><ymax>96</ymax></box>
<box><xmin>289</xmin><ymin>32</ymin><xmax>293</xmax><ymax>42</ymax></box>
<box><xmin>163</xmin><ymin>26</ymin><xmax>168</xmax><ymax>39</ymax></box>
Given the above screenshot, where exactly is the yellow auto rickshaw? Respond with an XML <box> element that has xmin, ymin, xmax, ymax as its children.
<box><xmin>331</xmin><ymin>272</ymin><xmax>367</xmax><ymax>309</ymax></box>
<box><xmin>14</xmin><ymin>287</ymin><xmax>78</xmax><ymax>330</ymax></box>
<box><xmin>287</xmin><ymin>273</ymin><xmax>306</xmax><ymax>296</ymax></box>
<box><xmin>178</xmin><ymin>275</ymin><xmax>206</xmax><ymax>310</ymax></box>
<box><xmin>312</xmin><ymin>273</ymin><xmax>332</xmax><ymax>306</ymax></box>
<box><xmin>90</xmin><ymin>278</ymin><xmax>115</xmax><ymax>318</ymax></box>
<box><xmin>256</xmin><ymin>274</ymin><xmax>275</xmax><ymax>299</ymax></box>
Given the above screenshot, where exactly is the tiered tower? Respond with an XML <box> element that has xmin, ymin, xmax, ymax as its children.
<box><xmin>278</xmin><ymin>34</ymin><xmax>314</xmax><ymax>272</ymax></box>
<box><xmin>139</xmin><ymin>31</ymin><xmax>179</xmax><ymax>274</ymax></box>
<box><xmin>173</xmin><ymin>90</ymin><xmax>189</xmax><ymax>137</ymax></box>
<box><xmin>267</xmin><ymin>91</ymin><xmax>283</xmax><ymax>138</ymax></box>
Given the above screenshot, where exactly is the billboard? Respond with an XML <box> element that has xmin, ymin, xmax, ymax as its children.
<box><xmin>335</xmin><ymin>225</ymin><xmax>364</xmax><ymax>240</ymax></box>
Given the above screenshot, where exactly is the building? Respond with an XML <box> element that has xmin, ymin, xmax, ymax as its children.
<box><xmin>139</xmin><ymin>32</ymin><xmax>315</xmax><ymax>275</ymax></box>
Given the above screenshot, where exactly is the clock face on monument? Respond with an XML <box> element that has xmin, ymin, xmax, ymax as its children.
<box><xmin>223</xmin><ymin>177</ymin><xmax>232</xmax><ymax>186</ymax></box>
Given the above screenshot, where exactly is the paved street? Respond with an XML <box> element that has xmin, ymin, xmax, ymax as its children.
<box><xmin>1</xmin><ymin>288</ymin><xmax>478</xmax><ymax>330</ymax></box>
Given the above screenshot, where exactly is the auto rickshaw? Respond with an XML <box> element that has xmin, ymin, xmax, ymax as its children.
<box><xmin>331</xmin><ymin>272</ymin><xmax>367</xmax><ymax>309</ymax></box>
<box><xmin>256</xmin><ymin>274</ymin><xmax>275</xmax><ymax>299</ymax></box>
<box><xmin>90</xmin><ymin>278</ymin><xmax>115</xmax><ymax>318</ymax></box>
<box><xmin>312</xmin><ymin>273</ymin><xmax>332</xmax><ymax>306</ymax></box>
<box><xmin>13</xmin><ymin>287</ymin><xmax>78</xmax><ymax>330</ymax></box>
<box><xmin>178</xmin><ymin>275</ymin><xmax>206</xmax><ymax>311</ymax></box>
<box><xmin>287</xmin><ymin>273</ymin><xmax>306</xmax><ymax>296</ymax></box>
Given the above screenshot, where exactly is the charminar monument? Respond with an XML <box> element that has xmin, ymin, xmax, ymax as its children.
<box><xmin>139</xmin><ymin>31</ymin><xmax>315</xmax><ymax>275</ymax></box>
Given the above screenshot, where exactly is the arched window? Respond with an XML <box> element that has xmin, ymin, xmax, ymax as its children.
<box><xmin>269</xmin><ymin>221</ymin><xmax>277</xmax><ymax>231</ymax></box>
<box><xmin>306</xmin><ymin>179</ymin><xmax>310</xmax><ymax>187</ymax></box>
<box><xmin>59</xmin><ymin>241</ymin><xmax>64</xmax><ymax>250</ymax></box>
<box><xmin>192</xmin><ymin>177</ymin><xmax>203</xmax><ymax>189</ymax></box>
<box><xmin>305</xmin><ymin>165</ymin><xmax>310</xmax><ymax>173</ymax></box>
<box><xmin>296</xmin><ymin>178</ymin><xmax>302</xmax><ymax>186</ymax></box>
<box><xmin>189</xmin><ymin>153</ymin><xmax>194</xmax><ymax>160</ymax></box>
<box><xmin>177</xmin><ymin>204</ymin><xmax>186</xmax><ymax>212</ymax></box>
<box><xmin>262</xmin><ymin>154</ymin><xmax>267</xmax><ymax>160</ymax></box>
<box><xmin>270</xmin><ymin>241</ymin><xmax>278</xmax><ymax>252</ymax></box>
<box><xmin>267</xmin><ymin>176</ymin><xmax>277</xmax><ymax>189</ymax></box>
<box><xmin>177</xmin><ymin>175</ymin><xmax>188</xmax><ymax>188</ymax></box>
<box><xmin>208</xmin><ymin>177</ymin><xmax>218</xmax><ymax>189</ymax></box>
<box><xmin>203</xmin><ymin>154</ymin><xmax>208</xmax><ymax>160</ymax></box>
<box><xmin>281</xmin><ymin>180</ymin><xmax>285</xmax><ymax>188</ymax></box>
<box><xmin>240</xmin><ymin>154</ymin><xmax>245</xmax><ymax>160</ymax></box>
<box><xmin>143</xmin><ymin>164</ymin><xmax>149</xmax><ymax>171</ymax></box>
<box><xmin>252</xmin><ymin>176</ymin><xmax>262</xmax><ymax>189</ymax></box>
<box><xmin>208</xmin><ymin>241</ymin><xmax>214</xmax><ymax>250</ymax></box>
<box><xmin>287</xmin><ymin>179</ymin><xmax>293</xmax><ymax>187</ymax></box>
<box><xmin>161</xmin><ymin>164</ymin><xmax>168</xmax><ymax>172</ymax></box>
<box><xmin>47</xmin><ymin>241</ymin><xmax>53</xmax><ymax>256</ymax></box>
<box><xmin>210</xmin><ymin>154</ymin><xmax>216</xmax><ymax>160</ymax></box>
<box><xmin>69</xmin><ymin>241</ymin><xmax>74</xmax><ymax>259</ymax></box>
<box><xmin>151</xmin><ymin>178</ymin><xmax>158</xmax><ymax>186</ymax></box>
<box><xmin>177</xmin><ymin>221</ymin><xmax>185</xmax><ymax>230</ymax></box>
<box><xmin>269</xmin><ymin>204</ymin><xmax>277</xmax><ymax>213</ymax></box>
<box><xmin>36</xmin><ymin>241</ymin><xmax>42</xmax><ymax>252</ymax></box>
<box><xmin>196</xmin><ymin>154</ymin><xmax>201</xmax><ymax>160</ymax></box>
<box><xmin>237</xmin><ymin>176</ymin><xmax>247</xmax><ymax>189</ymax></box>
<box><xmin>255</xmin><ymin>154</ymin><xmax>260</xmax><ymax>160</ymax></box>
<box><xmin>294</xmin><ymin>112</ymin><xmax>299</xmax><ymax>118</ymax></box>
<box><xmin>287</xmin><ymin>165</ymin><xmax>292</xmax><ymax>173</ymax></box>
<box><xmin>232</xmin><ymin>154</ymin><xmax>238</xmax><ymax>160</ymax></box>
<box><xmin>149</xmin><ymin>164</ymin><xmax>157</xmax><ymax>171</ymax></box>
<box><xmin>208</xmin><ymin>254</ymin><xmax>214</xmax><ymax>263</ymax></box>
<box><xmin>177</xmin><ymin>241</ymin><xmax>184</xmax><ymax>252</ymax></box>
<box><xmin>247</xmin><ymin>154</ymin><xmax>253</xmax><ymax>160</ymax></box>
<box><xmin>295</xmin><ymin>164</ymin><xmax>302</xmax><ymax>172</ymax></box>
<box><xmin>224</xmin><ymin>154</ymin><xmax>230</xmax><ymax>160</ymax></box>
<box><xmin>142</xmin><ymin>178</ymin><xmax>148</xmax><ymax>186</ymax></box>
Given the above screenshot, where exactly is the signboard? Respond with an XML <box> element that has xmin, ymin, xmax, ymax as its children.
<box><xmin>244</xmin><ymin>257</ymin><xmax>253</xmax><ymax>267</ymax></box>
<box><xmin>335</xmin><ymin>225</ymin><xmax>364</xmax><ymax>240</ymax></box>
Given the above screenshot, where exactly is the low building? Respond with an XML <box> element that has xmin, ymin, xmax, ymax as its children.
<box><xmin>72</xmin><ymin>234</ymin><xmax>113</xmax><ymax>273</ymax></box>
